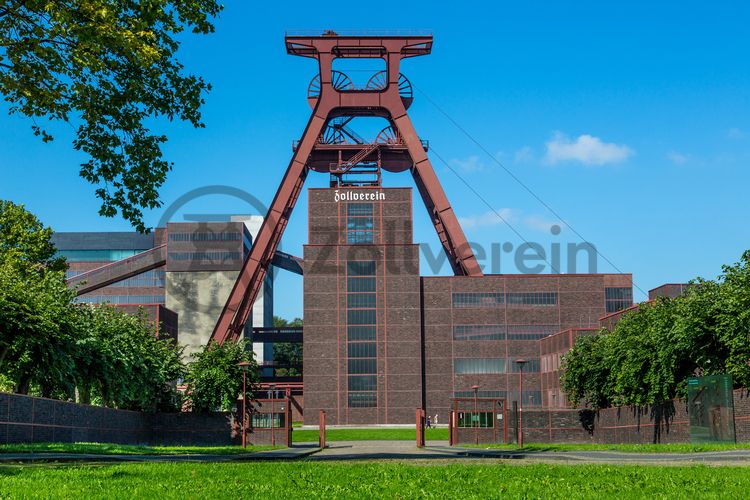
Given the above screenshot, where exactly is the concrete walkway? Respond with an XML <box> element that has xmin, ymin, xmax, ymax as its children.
<box><xmin>309</xmin><ymin>441</ymin><xmax>750</xmax><ymax>465</ymax></box>
<box><xmin>4</xmin><ymin>442</ymin><xmax>750</xmax><ymax>465</ymax></box>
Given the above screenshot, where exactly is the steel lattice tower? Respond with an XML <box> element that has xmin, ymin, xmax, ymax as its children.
<box><xmin>210</xmin><ymin>32</ymin><xmax>482</xmax><ymax>345</ymax></box>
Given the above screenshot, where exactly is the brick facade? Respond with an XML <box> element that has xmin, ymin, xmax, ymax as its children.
<box><xmin>0</xmin><ymin>392</ymin><xmax>289</xmax><ymax>446</ymax></box>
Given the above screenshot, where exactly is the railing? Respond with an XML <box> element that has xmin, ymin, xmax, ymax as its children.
<box><xmin>66</xmin><ymin>245</ymin><xmax>168</xmax><ymax>296</ymax></box>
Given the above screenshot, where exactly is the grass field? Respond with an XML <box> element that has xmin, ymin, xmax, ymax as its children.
<box><xmin>292</xmin><ymin>427</ymin><xmax>449</xmax><ymax>442</ymax></box>
<box><xmin>0</xmin><ymin>443</ymin><xmax>276</xmax><ymax>455</ymax></box>
<box><xmin>1</xmin><ymin>462</ymin><xmax>748</xmax><ymax>498</ymax></box>
<box><xmin>461</xmin><ymin>442</ymin><xmax>750</xmax><ymax>453</ymax></box>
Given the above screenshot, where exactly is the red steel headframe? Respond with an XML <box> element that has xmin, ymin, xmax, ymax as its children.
<box><xmin>209</xmin><ymin>33</ymin><xmax>482</xmax><ymax>345</ymax></box>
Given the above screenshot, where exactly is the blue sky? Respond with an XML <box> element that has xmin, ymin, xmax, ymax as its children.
<box><xmin>1</xmin><ymin>2</ymin><xmax>749</xmax><ymax>320</ymax></box>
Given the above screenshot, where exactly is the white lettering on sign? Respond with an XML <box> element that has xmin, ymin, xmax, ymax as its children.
<box><xmin>334</xmin><ymin>190</ymin><xmax>386</xmax><ymax>203</ymax></box>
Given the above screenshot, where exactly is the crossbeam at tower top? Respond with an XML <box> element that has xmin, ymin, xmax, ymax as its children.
<box><xmin>285</xmin><ymin>30</ymin><xmax>433</xmax><ymax>58</ymax></box>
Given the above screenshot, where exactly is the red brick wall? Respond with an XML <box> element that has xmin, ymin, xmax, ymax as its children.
<box><xmin>0</xmin><ymin>392</ymin><xmax>290</xmax><ymax>447</ymax></box>
<box><xmin>454</xmin><ymin>389</ymin><xmax>750</xmax><ymax>445</ymax></box>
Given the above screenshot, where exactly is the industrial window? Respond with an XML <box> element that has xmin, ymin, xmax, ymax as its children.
<box><xmin>453</xmin><ymin>325</ymin><xmax>506</xmax><ymax>341</ymax></box>
<box><xmin>505</xmin><ymin>292</ymin><xmax>557</xmax><ymax>306</ymax></box>
<box><xmin>508</xmin><ymin>359</ymin><xmax>541</xmax><ymax>373</ymax></box>
<box><xmin>347</xmin><ymin>259</ymin><xmax>377</xmax><ymax>408</ymax></box>
<box><xmin>168</xmin><ymin>232</ymin><xmax>241</xmax><ymax>242</ymax></box>
<box><xmin>75</xmin><ymin>295</ymin><xmax>165</xmax><ymax>305</ymax></box>
<box><xmin>347</xmin><ymin>261</ymin><xmax>376</xmax><ymax>276</ymax></box>
<box><xmin>348</xmin><ymin>325</ymin><xmax>376</xmax><ymax>341</ymax></box>
<box><xmin>57</xmin><ymin>249</ymin><xmax>149</xmax><ymax>262</ymax></box>
<box><xmin>348</xmin><ymin>343</ymin><xmax>377</xmax><ymax>358</ymax></box>
<box><xmin>451</xmin><ymin>292</ymin><xmax>504</xmax><ymax>308</ymax></box>
<box><xmin>506</xmin><ymin>324</ymin><xmax>561</xmax><ymax>340</ymax></box>
<box><xmin>454</xmin><ymin>390</ymin><xmax>506</xmax><ymax>399</ymax></box>
<box><xmin>348</xmin><ymin>375</ymin><xmax>377</xmax><ymax>391</ymax></box>
<box><xmin>348</xmin><ymin>392</ymin><xmax>377</xmax><ymax>408</ymax></box>
<box><xmin>347</xmin><ymin>309</ymin><xmax>376</xmax><ymax>325</ymax></box>
<box><xmin>66</xmin><ymin>269</ymin><xmax>165</xmax><ymax>288</ymax></box>
<box><xmin>457</xmin><ymin>412</ymin><xmax>494</xmax><ymax>428</ymax></box>
<box><xmin>348</xmin><ymin>359</ymin><xmax>377</xmax><ymax>374</ymax></box>
<box><xmin>605</xmin><ymin>287</ymin><xmax>633</xmax><ymax>313</ymax></box>
<box><xmin>347</xmin><ymin>277</ymin><xmax>375</xmax><ymax>292</ymax></box>
<box><xmin>454</xmin><ymin>358</ymin><xmax>506</xmax><ymax>375</ymax></box>
<box><xmin>167</xmin><ymin>251</ymin><xmax>241</xmax><ymax>262</ymax></box>
<box><xmin>347</xmin><ymin>203</ymin><xmax>374</xmax><ymax>244</ymax></box>
<box><xmin>347</xmin><ymin>293</ymin><xmax>376</xmax><ymax>308</ymax></box>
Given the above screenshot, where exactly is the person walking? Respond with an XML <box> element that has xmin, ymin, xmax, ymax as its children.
<box><xmin>434</xmin><ymin>414</ymin><xmax>439</xmax><ymax>426</ymax></box>
<box><xmin>426</xmin><ymin>416</ymin><xmax>432</xmax><ymax>429</ymax></box>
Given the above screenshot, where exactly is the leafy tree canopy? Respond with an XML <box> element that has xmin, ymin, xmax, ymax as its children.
<box><xmin>272</xmin><ymin>316</ymin><xmax>302</xmax><ymax>376</ymax></box>
<box><xmin>0</xmin><ymin>200</ymin><xmax>65</xmax><ymax>273</ymax></box>
<box><xmin>561</xmin><ymin>250</ymin><xmax>750</xmax><ymax>409</ymax></box>
<box><xmin>0</xmin><ymin>1</ymin><xmax>222</xmax><ymax>231</ymax></box>
<box><xmin>184</xmin><ymin>340</ymin><xmax>257</xmax><ymax>413</ymax></box>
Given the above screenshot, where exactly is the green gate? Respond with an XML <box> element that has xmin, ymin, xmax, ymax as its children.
<box><xmin>687</xmin><ymin>375</ymin><xmax>736</xmax><ymax>443</ymax></box>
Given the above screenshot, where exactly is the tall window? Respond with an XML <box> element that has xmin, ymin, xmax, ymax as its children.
<box><xmin>347</xmin><ymin>203</ymin><xmax>374</xmax><ymax>244</ymax></box>
<box><xmin>347</xmin><ymin>260</ymin><xmax>377</xmax><ymax>407</ymax></box>
<box><xmin>605</xmin><ymin>287</ymin><xmax>633</xmax><ymax>313</ymax></box>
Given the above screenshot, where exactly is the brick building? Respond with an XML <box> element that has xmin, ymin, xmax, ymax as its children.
<box><xmin>303</xmin><ymin>186</ymin><xmax>633</xmax><ymax>425</ymax></box>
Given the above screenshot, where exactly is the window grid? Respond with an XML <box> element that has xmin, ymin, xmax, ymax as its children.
<box><xmin>605</xmin><ymin>287</ymin><xmax>633</xmax><ymax>313</ymax></box>
<box><xmin>346</xmin><ymin>203</ymin><xmax>375</xmax><ymax>244</ymax></box>
<box><xmin>167</xmin><ymin>251</ymin><xmax>241</xmax><ymax>261</ymax></box>
<box><xmin>347</xmin><ymin>260</ymin><xmax>377</xmax><ymax>408</ymax></box>
<box><xmin>451</xmin><ymin>292</ymin><xmax>558</xmax><ymax>308</ymax></box>
<box><xmin>453</xmin><ymin>324</ymin><xmax>561</xmax><ymax>341</ymax></box>
<box><xmin>453</xmin><ymin>358</ymin><xmax>541</xmax><ymax>374</ymax></box>
<box><xmin>168</xmin><ymin>232</ymin><xmax>241</xmax><ymax>242</ymax></box>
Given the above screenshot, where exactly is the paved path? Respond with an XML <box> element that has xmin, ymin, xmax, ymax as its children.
<box><xmin>309</xmin><ymin>441</ymin><xmax>750</xmax><ymax>465</ymax></box>
<box><xmin>308</xmin><ymin>440</ymin><xmax>454</xmax><ymax>461</ymax></box>
<box><xmin>4</xmin><ymin>442</ymin><xmax>750</xmax><ymax>465</ymax></box>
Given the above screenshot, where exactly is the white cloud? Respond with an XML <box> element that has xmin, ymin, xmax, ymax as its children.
<box><xmin>667</xmin><ymin>151</ymin><xmax>689</xmax><ymax>165</ymax></box>
<box><xmin>514</xmin><ymin>146</ymin><xmax>534</xmax><ymax>163</ymax></box>
<box><xmin>544</xmin><ymin>132</ymin><xmax>634</xmax><ymax>166</ymax></box>
<box><xmin>459</xmin><ymin>209</ymin><xmax>559</xmax><ymax>233</ymax></box>
<box><xmin>459</xmin><ymin>209</ymin><xmax>517</xmax><ymax>229</ymax></box>
<box><xmin>449</xmin><ymin>155</ymin><xmax>485</xmax><ymax>173</ymax></box>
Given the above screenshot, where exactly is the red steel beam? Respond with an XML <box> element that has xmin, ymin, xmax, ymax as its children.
<box><xmin>209</xmin><ymin>33</ymin><xmax>481</xmax><ymax>346</ymax></box>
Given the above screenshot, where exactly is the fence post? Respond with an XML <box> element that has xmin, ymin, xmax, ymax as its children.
<box><xmin>319</xmin><ymin>410</ymin><xmax>326</xmax><ymax>448</ymax></box>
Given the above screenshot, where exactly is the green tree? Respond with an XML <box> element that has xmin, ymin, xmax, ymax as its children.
<box><xmin>184</xmin><ymin>340</ymin><xmax>257</xmax><ymax>413</ymax></box>
<box><xmin>74</xmin><ymin>305</ymin><xmax>185</xmax><ymax>411</ymax></box>
<box><xmin>0</xmin><ymin>260</ymin><xmax>78</xmax><ymax>397</ymax></box>
<box><xmin>0</xmin><ymin>200</ymin><xmax>65</xmax><ymax>274</ymax></box>
<box><xmin>272</xmin><ymin>316</ymin><xmax>302</xmax><ymax>377</ymax></box>
<box><xmin>0</xmin><ymin>1</ymin><xmax>222</xmax><ymax>231</ymax></box>
<box><xmin>561</xmin><ymin>251</ymin><xmax>750</xmax><ymax>409</ymax></box>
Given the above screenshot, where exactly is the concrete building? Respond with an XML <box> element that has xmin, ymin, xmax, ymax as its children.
<box><xmin>52</xmin><ymin>216</ymin><xmax>274</xmax><ymax>362</ymax></box>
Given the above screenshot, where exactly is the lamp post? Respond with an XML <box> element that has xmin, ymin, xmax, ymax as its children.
<box><xmin>515</xmin><ymin>359</ymin><xmax>528</xmax><ymax>448</ymax></box>
<box><xmin>471</xmin><ymin>384</ymin><xmax>480</xmax><ymax>445</ymax></box>
<box><xmin>238</xmin><ymin>361</ymin><xmax>252</xmax><ymax>449</ymax></box>
<box><xmin>270</xmin><ymin>383</ymin><xmax>276</xmax><ymax>447</ymax></box>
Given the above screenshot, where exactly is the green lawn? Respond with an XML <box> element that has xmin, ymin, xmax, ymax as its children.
<box><xmin>292</xmin><ymin>427</ymin><xmax>449</xmax><ymax>442</ymax></box>
<box><xmin>461</xmin><ymin>442</ymin><xmax>750</xmax><ymax>453</ymax></box>
<box><xmin>0</xmin><ymin>442</ymin><xmax>276</xmax><ymax>455</ymax></box>
<box><xmin>1</xmin><ymin>462</ymin><xmax>749</xmax><ymax>498</ymax></box>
